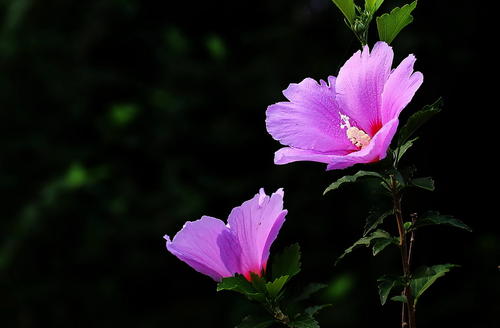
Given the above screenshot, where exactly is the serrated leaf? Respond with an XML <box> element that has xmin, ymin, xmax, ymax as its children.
<box><xmin>377</xmin><ymin>275</ymin><xmax>405</xmax><ymax>305</ymax></box>
<box><xmin>411</xmin><ymin>264</ymin><xmax>460</xmax><ymax>306</ymax></box>
<box><xmin>413</xmin><ymin>212</ymin><xmax>472</xmax><ymax>232</ymax></box>
<box><xmin>331</xmin><ymin>0</ymin><xmax>356</xmax><ymax>25</ymax></box>
<box><xmin>266</xmin><ymin>275</ymin><xmax>289</xmax><ymax>299</ymax></box>
<box><xmin>363</xmin><ymin>209</ymin><xmax>393</xmax><ymax>236</ymax></box>
<box><xmin>336</xmin><ymin>230</ymin><xmax>397</xmax><ymax>265</ymax></box>
<box><xmin>305</xmin><ymin>304</ymin><xmax>332</xmax><ymax>316</ymax></box>
<box><xmin>324</xmin><ymin>171</ymin><xmax>383</xmax><ymax>195</ymax></box>
<box><xmin>294</xmin><ymin>283</ymin><xmax>328</xmax><ymax>302</ymax></box>
<box><xmin>272</xmin><ymin>243</ymin><xmax>301</xmax><ymax>281</ymax></box>
<box><xmin>394</xmin><ymin>137</ymin><xmax>418</xmax><ymax>164</ymax></box>
<box><xmin>411</xmin><ymin>177</ymin><xmax>435</xmax><ymax>191</ymax></box>
<box><xmin>365</xmin><ymin>0</ymin><xmax>384</xmax><ymax>13</ymax></box>
<box><xmin>217</xmin><ymin>276</ymin><xmax>266</xmax><ymax>302</ymax></box>
<box><xmin>376</xmin><ymin>0</ymin><xmax>417</xmax><ymax>44</ymax></box>
<box><xmin>289</xmin><ymin>314</ymin><xmax>320</xmax><ymax>328</ymax></box>
<box><xmin>236</xmin><ymin>315</ymin><xmax>275</xmax><ymax>328</ymax></box>
<box><xmin>398</xmin><ymin>98</ymin><xmax>443</xmax><ymax>145</ymax></box>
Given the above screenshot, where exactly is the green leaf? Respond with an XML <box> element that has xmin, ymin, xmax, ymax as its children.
<box><xmin>217</xmin><ymin>276</ymin><xmax>265</xmax><ymax>302</ymax></box>
<box><xmin>411</xmin><ymin>264</ymin><xmax>460</xmax><ymax>306</ymax></box>
<box><xmin>305</xmin><ymin>304</ymin><xmax>332</xmax><ymax>316</ymax></box>
<box><xmin>377</xmin><ymin>275</ymin><xmax>405</xmax><ymax>305</ymax></box>
<box><xmin>365</xmin><ymin>0</ymin><xmax>384</xmax><ymax>13</ymax></box>
<box><xmin>294</xmin><ymin>283</ymin><xmax>328</xmax><ymax>302</ymax></box>
<box><xmin>394</xmin><ymin>137</ymin><xmax>418</xmax><ymax>163</ymax></box>
<box><xmin>390</xmin><ymin>295</ymin><xmax>408</xmax><ymax>303</ymax></box>
<box><xmin>265</xmin><ymin>275</ymin><xmax>289</xmax><ymax>299</ymax></box>
<box><xmin>411</xmin><ymin>177</ymin><xmax>435</xmax><ymax>191</ymax></box>
<box><xmin>376</xmin><ymin>0</ymin><xmax>417</xmax><ymax>44</ymax></box>
<box><xmin>398</xmin><ymin>98</ymin><xmax>443</xmax><ymax>145</ymax></box>
<box><xmin>272</xmin><ymin>243</ymin><xmax>301</xmax><ymax>281</ymax></box>
<box><xmin>372</xmin><ymin>237</ymin><xmax>397</xmax><ymax>256</ymax></box>
<box><xmin>324</xmin><ymin>171</ymin><xmax>383</xmax><ymax>195</ymax></box>
<box><xmin>289</xmin><ymin>314</ymin><xmax>320</xmax><ymax>328</ymax></box>
<box><xmin>236</xmin><ymin>315</ymin><xmax>275</xmax><ymax>328</ymax></box>
<box><xmin>331</xmin><ymin>0</ymin><xmax>356</xmax><ymax>25</ymax></box>
<box><xmin>336</xmin><ymin>230</ymin><xmax>397</xmax><ymax>265</ymax></box>
<box><xmin>413</xmin><ymin>212</ymin><xmax>472</xmax><ymax>232</ymax></box>
<box><xmin>363</xmin><ymin>209</ymin><xmax>393</xmax><ymax>236</ymax></box>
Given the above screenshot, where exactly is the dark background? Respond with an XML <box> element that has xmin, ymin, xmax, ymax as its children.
<box><xmin>0</xmin><ymin>0</ymin><xmax>497</xmax><ymax>327</ymax></box>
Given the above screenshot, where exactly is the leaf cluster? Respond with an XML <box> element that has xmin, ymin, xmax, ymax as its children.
<box><xmin>218</xmin><ymin>244</ymin><xmax>331</xmax><ymax>328</ymax></box>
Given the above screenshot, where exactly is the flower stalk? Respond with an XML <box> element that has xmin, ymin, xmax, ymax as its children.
<box><xmin>389</xmin><ymin>175</ymin><xmax>416</xmax><ymax>328</ymax></box>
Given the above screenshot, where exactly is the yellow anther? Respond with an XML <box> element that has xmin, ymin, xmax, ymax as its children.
<box><xmin>339</xmin><ymin>112</ymin><xmax>371</xmax><ymax>149</ymax></box>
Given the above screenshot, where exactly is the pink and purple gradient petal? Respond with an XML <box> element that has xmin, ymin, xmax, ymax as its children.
<box><xmin>228</xmin><ymin>188</ymin><xmax>287</xmax><ymax>279</ymax></box>
<box><xmin>265</xmin><ymin>41</ymin><xmax>423</xmax><ymax>171</ymax></box>
<box><xmin>266</xmin><ymin>77</ymin><xmax>357</xmax><ymax>153</ymax></box>
<box><xmin>165</xmin><ymin>189</ymin><xmax>287</xmax><ymax>281</ymax></box>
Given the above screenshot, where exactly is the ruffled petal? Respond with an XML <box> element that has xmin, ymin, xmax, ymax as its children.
<box><xmin>274</xmin><ymin>147</ymin><xmax>348</xmax><ymax>165</ymax></box>
<box><xmin>227</xmin><ymin>189</ymin><xmax>287</xmax><ymax>278</ymax></box>
<box><xmin>336</xmin><ymin>42</ymin><xmax>394</xmax><ymax>135</ymax></box>
<box><xmin>266</xmin><ymin>76</ymin><xmax>357</xmax><ymax>153</ymax></box>
<box><xmin>326</xmin><ymin>118</ymin><xmax>399</xmax><ymax>170</ymax></box>
<box><xmin>165</xmin><ymin>216</ymin><xmax>240</xmax><ymax>281</ymax></box>
<box><xmin>381</xmin><ymin>54</ymin><xmax>424</xmax><ymax>124</ymax></box>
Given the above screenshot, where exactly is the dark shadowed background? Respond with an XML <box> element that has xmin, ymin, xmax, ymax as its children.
<box><xmin>0</xmin><ymin>0</ymin><xmax>497</xmax><ymax>327</ymax></box>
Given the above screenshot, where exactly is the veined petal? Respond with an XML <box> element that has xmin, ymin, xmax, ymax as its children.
<box><xmin>266</xmin><ymin>76</ymin><xmax>357</xmax><ymax>153</ymax></box>
<box><xmin>336</xmin><ymin>42</ymin><xmax>394</xmax><ymax>135</ymax></box>
<box><xmin>165</xmin><ymin>216</ymin><xmax>240</xmax><ymax>281</ymax></box>
<box><xmin>227</xmin><ymin>189</ymin><xmax>287</xmax><ymax>279</ymax></box>
<box><xmin>326</xmin><ymin>118</ymin><xmax>399</xmax><ymax>170</ymax></box>
<box><xmin>274</xmin><ymin>147</ymin><xmax>348</xmax><ymax>165</ymax></box>
<box><xmin>381</xmin><ymin>54</ymin><xmax>424</xmax><ymax>124</ymax></box>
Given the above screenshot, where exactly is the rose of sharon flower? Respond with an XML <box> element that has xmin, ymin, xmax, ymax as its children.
<box><xmin>266</xmin><ymin>42</ymin><xmax>423</xmax><ymax>170</ymax></box>
<box><xmin>165</xmin><ymin>188</ymin><xmax>287</xmax><ymax>281</ymax></box>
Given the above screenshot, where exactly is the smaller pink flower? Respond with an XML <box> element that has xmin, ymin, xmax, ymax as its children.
<box><xmin>266</xmin><ymin>42</ymin><xmax>423</xmax><ymax>170</ymax></box>
<box><xmin>164</xmin><ymin>188</ymin><xmax>287</xmax><ymax>281</ymax></box>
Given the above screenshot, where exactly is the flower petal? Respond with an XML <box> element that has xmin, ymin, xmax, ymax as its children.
<box><xmin>326</xmin><ymin>118</ymin><xmax>399</xmax><ymax>170</ymax></box>
<box><xmin>266</xmin><ymin>76</ymin><xmax>357</xmax><ymax>153</ymax></box>
<box><xmin>336</xmin><ymin>42</ymin><xmax>394</xmax><ymax>135</ymax></box>
<box><xmin>381</xmin><ymin>54</ymin><xmax>424</xmax><ymax>124</ymax></box>
<box><xmin>274</xmin><ymin>147</ymin><xmax>347</xmax><ymax>165</ymax></box>
<box><xmin>227</xmin><ymin>189</ymin><xmax>287</xmax><ymax>278</ymax></box>
<box><xmin>165</xmin><ymin>216</ymin><xmax>240</xmax><ymax>281</ymax></box>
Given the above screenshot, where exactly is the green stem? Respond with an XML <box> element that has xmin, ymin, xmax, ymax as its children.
<box><xmin>390</xmin><ymin>176</ymin><xmax>417</xmax><ymax>328</ymax></box>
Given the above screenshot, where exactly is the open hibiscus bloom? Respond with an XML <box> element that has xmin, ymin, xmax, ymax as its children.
<box><xmin>165</xmin><ymin>188</ymin><xmax>287</xmax><ymax>281</ymax></box>
<box><xmin>266</xmin><ymin>42</ymin><xmax>423</xmax><ymax>170</ymax></box>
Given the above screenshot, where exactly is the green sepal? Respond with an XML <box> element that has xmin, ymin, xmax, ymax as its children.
<box><xmin>217</xmin><ymin>275</ymin><xmax>267</xmax><ymax>303</ymax></box>
<box><xmin>377</xmin><ymin>274</ymin><xmax>406</xmax><ymax>305</ymax></box>
<box><xmin>324</xmin><ymin>171</ymin><xmax>383</xmax><ymax>195</ymax></box>
<box><xmin>412</xmin><ymin>212</ymin><xmax>472</xmax><ymax>232</ymax></box>
<box><xmin>272</xmin><ymin>243</ymin><xmax>301</xmax><ymax>281</ymax></box>
<box><xmin>265</xmin><ymin>275</ymin><xmax>289</xmax><ymax>299</ymax></box>
<box><xmin>398</xmin><ymin>98</ymin><xmax>443</xmax><ymax>146</ymax></box>
<box><xmin>376</xmin><ymin>0</ymin><xmax>418</xmax><ymax>44</ymax></box>
<box><xmin>331</xmin><ymin>0</ymin><xmax>356</xmax><ymax>25</ymax></box>
<box><xmin>411</xmin><ymin>264</ymin><xmax>460</xmax><ymax>306</ymax></box>
<box><xmin>235</xmin><ymin>315</ymin><xmax>275</xmax><ymax>328</ymax></box>
<box><xmin>336</xmin><ymin>229</ymin><xmax>398</xmax><ymax>265</ymax></box>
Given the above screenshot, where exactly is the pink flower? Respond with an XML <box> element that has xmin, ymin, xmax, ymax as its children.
<box><xmin>266</xmin><ymin>42</ymin><xmax>423</xmax><ymax>170</ymax></box>
<box><xmin>164</xmin><ymin>189</ymin><xmax>287</xmax><ymax>281</ymax></box>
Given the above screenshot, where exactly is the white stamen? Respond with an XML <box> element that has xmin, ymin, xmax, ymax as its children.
<box><xmin>339</xmin><ymin>113</ymin><xmax>371</xmax><ymax>149</ymax></box>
